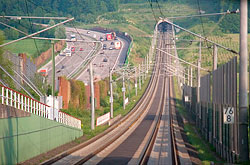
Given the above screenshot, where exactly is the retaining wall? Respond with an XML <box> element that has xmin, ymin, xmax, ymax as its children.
<box><xmin>0</xmin><ymin>104</ymin><xmax>83</xmax><ymax>164</ymax></box>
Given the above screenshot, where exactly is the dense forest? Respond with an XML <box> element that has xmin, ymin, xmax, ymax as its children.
<box><xmin>0</xmin><ymin>0</ymin><xmax>119</xmax><ymax>39</ymax></box>
<box><xmin>0</xmin><ymin>0</ymin><xmax>248</xmax><ymax>40</ymax></box>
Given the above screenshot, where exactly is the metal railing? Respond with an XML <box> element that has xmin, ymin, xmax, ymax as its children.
<box><xmin>0</xmin><ymin>84</ymin><xmax>81</xmax><ymax>129</ymax></box>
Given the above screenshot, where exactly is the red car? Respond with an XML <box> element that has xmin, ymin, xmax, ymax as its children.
<box><xmin>79</xmin><ymin>48</ymin><xmax>83</xmax><ymax>51</ymax></box>
<box><xmin>71</xmin><ymin>47</ymin><xmax>75</xmax><ymax>52</ymax></box>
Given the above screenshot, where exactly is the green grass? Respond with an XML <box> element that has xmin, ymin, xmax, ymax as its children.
<box><xmin>4</xmin><ymin>39</ymin><xmax>50</xmax><ymax>58</ymax></box>
<box><xmin>76</xmin><ymin>2</ymin><xmax>197</xmax><ymax>66</ymax></box>
<box><xmin>173</xmin><ymin>77</ymin><xmax>222</xmax><ymax>164</ymax></box>
<box><xmin>61</xmin><ymin>73</ymin><xmax>152</xmax><ymax>140</ymax></box>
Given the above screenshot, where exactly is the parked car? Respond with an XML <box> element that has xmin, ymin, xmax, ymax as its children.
<box><xmin>79</xmin><ymin>48</ymin><xmax>83</xmax><ymax>51</ymax></box>
<box><xmin>103</xmin><ymin>58</ymin><xmax>108</xmax><ymax>62</ymax></box>
<box><xmin>111</xmin><ymin>42</ymin><xmax>114</xmax><ymax>45</ymax></box>
<box><xmin>109</xmin><ymin>47</ymin><xmax>113</xmax><ymax>50</ymax></box>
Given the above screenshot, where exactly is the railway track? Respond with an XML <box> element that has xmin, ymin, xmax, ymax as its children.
<box><xmin>42</xmin><ymin>22</ymin><xmax>191</xmax><ymax>165</ymax></box>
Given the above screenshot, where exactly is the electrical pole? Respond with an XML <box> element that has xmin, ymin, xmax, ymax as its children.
<box><xmin>109</xmin><ymin>68</ymin><xmax>113</xmax><ymax>118</ymax></box>
<box><xmin>213</xmin><ymin>44</ymin><xmax>217</xmax><ymax>70</ymax></box>
<box><xmin>239</xmin><ymin>0</ymin><xmax>249</xmax><ymax>161</ymax></box>
<box><xmin>197</xmin><ymin>37</ymin><xmax>201</xmax><ymax>103</ymax></box>
<box><xmin>122</xmin><ymin>70</ymin><xmax>126</xmax><ymax>110</ymax></box>
<box><xmin>142</xmin><ymin>62</ymin><xmax>144</xmax><ymax>84</ymax></box>
<box><xmin>190</xmin><ymin>67</ymin><xmax>193</xmax><ymax>87</ymax></box>
<box><xmin>51</xmin><ymin>40</ymin><xmax>55</xmax><ymax>120</ymax></box>
<box><xmin>128</xmin><ymin>76</ymin><xmax>131</xmax><ymax>98</ymax></box>
<box><xmin>90</xmin><ymin>62</ymin><xmax>95</xmax><ymax>130</ymax></box>
<box><xmin>139</xmin><ymin>64</ymin><xmax>141</xmax><ymax>90</ymax></box>
<box><xmin>196</xmin><ymin>37</ymin><xmax>201</xmax><ymax>127</ymax></box>
<box><xmin>135</xmin><ymin>67</ymin><xmax>138</xmax><ymax>96</ymax></box>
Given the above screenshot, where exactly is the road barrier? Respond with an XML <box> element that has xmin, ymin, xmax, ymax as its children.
<box><xmin>0</xmin><ymin>84</ymin><xmax>81</xmax><ymax>129</ymax></box>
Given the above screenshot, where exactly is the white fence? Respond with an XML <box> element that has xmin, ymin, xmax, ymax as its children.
<box><xmin>0</xmin><ymin>84</ymin><xmax>81</xmax><ymax>129</ymax></box>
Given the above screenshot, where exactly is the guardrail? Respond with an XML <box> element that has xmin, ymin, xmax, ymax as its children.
<box><xmin>0</xmin><ymin>84</ymin><xmax>81</xmax><ymax>129</ymax></box>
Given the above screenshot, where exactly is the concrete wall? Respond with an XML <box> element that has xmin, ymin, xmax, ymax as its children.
<box><xmin>0</xmin><ymin>104</ymin><xmax>83</xmax><ymax>164</ymax></box>
<box><xmin>58</xmin><ymin>77</ymin><xmax>100</xmax><ymax>110</ymax></box>
<box><xmin>58</xmin><ymin>77</ymin><xmax>71</xmax><ymax>109</ymax></box>
<box><xmin>3</xmin><ymin>51</ymin><xmax>41</xmax><ymax>89</ymax></box>
<box><xmin>85</xmin><ymin>82</ymin><xmax>100</xmax><ymax>110</ymax></box>
<box><xmin>35</xmin><ymin>41</ymin><xmax>65</xmax><ymax>68</ymax></box>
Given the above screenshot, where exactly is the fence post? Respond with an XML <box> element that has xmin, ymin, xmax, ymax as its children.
<box><xmin>10</xmin><ymin>90</ymin><xmax>13</xmax><ymax>107</ymax></box>
<box><xmin>21</xmin><ymin>95</ymin><xmax>23</xmax><ymax>110</ymax></box>
<box><xmin>18</xmin><ymin>94</ymin><xmax>20</xmax><ymax>110</ymax></box>
<box><xmin>1</xmin><ymin>87</ymin><xmax>4</xmax><ymax>104</ymax></box>
<box><xmin>6</xmin><ymin>89</ymin><xmax>8</xmax><ymax>105</ymax></box>
<box><xmin>24</xmin><ymin>97</ymin><xmax>27</xmax><ymax>111</ymax></box>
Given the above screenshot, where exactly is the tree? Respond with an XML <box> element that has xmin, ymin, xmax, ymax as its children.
<box><xmin>47</xmin><ymin>20</ymin><xmax>55</xmax><ymax>38</ymax></box>
<box><xmin>3</xmin><ymin>28</ymin><xmax>19</xmax><ymax>40</ymax></box>
<box><xmin>55</xmin><ymin>25</ymin><xmax>66</xmax><ymax>39</ymax></box>
<box><xmin>0</xmin><ymin>31</ymin><xmax>15</xmax><ymax>88</ymax></box>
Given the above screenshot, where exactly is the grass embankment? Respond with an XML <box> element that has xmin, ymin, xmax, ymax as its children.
<box><xmin>173</xmin><ymin>77</ymin><xmax>223</xmax><ymax>164</ymax></box>
<box><xmin>62</xmin><ymin>75</ymin><xmax>151</xmax><ymax>140</ymax></box>
<box><xmin>77</xmin><ymin>2</ymin><xmax>196</xmax><ymax>65</ymax></box>
<box><xmin>4</xmin><ymin>39</ymin><xmax>50</xmax><ymax>58</ymax></box>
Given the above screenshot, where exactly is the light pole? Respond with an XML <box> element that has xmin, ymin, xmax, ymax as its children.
<box><xmin>51</xmin><ymin>40</ymin><xmax>55</xmax><ymax>120</ymax></box>
<box><xmin>122</xmin><ymin>70</ymin><xmax>126</xmax><ymax>110</ymax></box>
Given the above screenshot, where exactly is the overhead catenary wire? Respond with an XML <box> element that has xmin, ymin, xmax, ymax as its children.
<box><xmin>147</xmin><ymin>0</ymin><xmax>158</xmax><ymax>23</ymax></box>
<box><xmin>0</xmin><ymin>64</ymin><xmax>34</xmax><ymax>98</ymax></box>
<box><xmin>24</xmin><ymin>0</ymin><xmax>41</xmax><ymax>57</ymax></box>
<box><xmin>167</xmin><ymin>10</ymin><xmax>239</xmax><ymax>19</ymax></box>
<box><xmin>163</xmin><ymin>19</ymin><xmax>238</xmax><ymax>54</ymax></box>
<box><xmin>155</xmin><ymin>0</ymin><xmax>165</xmax><ymax>18</ymax></box>
<box><xmin>156</xmin><ymin>48</ymin><xmax>209</xmax><ymax>72</ymax></box>
<box><xmin>0</xmin><ymin>17</ymin><xmax>74</xmax><ymax>48</ymax></box>
<box><xmin>25</xmin><ymin>0</ymin><xmax>94</xmax><ymax>50</ymax></box>
<box><xmin>196</xmin><ymin>0</ymin><xmax>214</xmax><ymax>59</ymax></box>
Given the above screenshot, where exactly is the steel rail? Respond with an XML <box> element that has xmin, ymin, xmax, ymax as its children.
<box><xmin>42</xmin><ymin>35</ymin><xmax>160</xmax><ymax>165</ymax></box>
<box><xmin>137</xmin><ymin>29</ymin><xmax>179</xmax><ymax>165</ymax></box>
<box><xmin>73</xmin><ymin>32</ymin><xmax>162</xmax><ymax>165</ymax></box>
<box><xmin>169</xmin><ymin>78</ymin><xmax>179</xmax><ymax>165</ymax></box>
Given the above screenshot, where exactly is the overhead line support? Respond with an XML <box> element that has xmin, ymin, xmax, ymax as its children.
<box><xmin>163</xmin><ymin>19</ymin><xmax>239</xmax><ymax>54</ymax></box>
